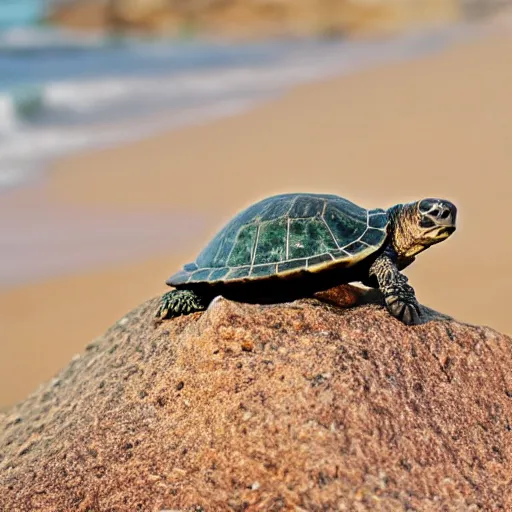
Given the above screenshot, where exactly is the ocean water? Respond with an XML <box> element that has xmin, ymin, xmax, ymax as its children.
<box><xmin>0</xmin><ymin>0</ymin><xmax>42</xmax><ymax>29</ymax></box>
<box><xmin>0</xmin><ymin>23</ymin><xmax>477</xmax><ymax>191</ymax></box>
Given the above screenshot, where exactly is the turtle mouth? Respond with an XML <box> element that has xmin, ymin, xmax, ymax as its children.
<box><xmin>427</xmin><ymin>225</ymin><xmax>456</xmax><ymax>240</ymax></box>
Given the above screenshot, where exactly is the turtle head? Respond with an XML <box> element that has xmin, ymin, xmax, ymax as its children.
<box><xmin>389</xmin><ymin>198</ymin><xmax>457</xmax><ymax>259</ymax></box>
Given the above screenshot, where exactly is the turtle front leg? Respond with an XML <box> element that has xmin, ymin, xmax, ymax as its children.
<box><xmin>155</xmin><ymin>289</ymin><xmax>208</xmax><ymax>320</ymax></box>
<box><xmin>369</xmin><ymin>254</ymin><xmax>421</xmax><ymax>325</ymax></box>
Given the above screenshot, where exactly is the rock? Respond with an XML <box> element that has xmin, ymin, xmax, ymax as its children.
<box><xmin>46</xmin><ymin>0</ymin><xmax>461</xmax><ymax>37</ymax></box>
<box><xmin>46</xmin><ymin>0</ymin><xmax>111</xmax><ymax>31</ymax></box>
<box><xmin>1</xmin><ymin>285</ymin><xmax>512</xmax><ymax>510</ymax></box>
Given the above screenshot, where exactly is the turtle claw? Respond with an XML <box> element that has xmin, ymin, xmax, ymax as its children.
<box><xmin>400</xmin><ymin>302</ymin><xmax>421</xmax><ymax>325</ymax></box>
<box><xmin>155</xmin><ymin>304</ymin><xmax>169</xmax><ymax>320</ymax></box>
<box><xmin>154</xmin><ymin>291</ymin><xmax>173</xmax><ymax>319</ymax></box>
<box><xmin>386</xmin><ymin>295</ymin><xmax>421</xmax><ymax>325</ymax></box>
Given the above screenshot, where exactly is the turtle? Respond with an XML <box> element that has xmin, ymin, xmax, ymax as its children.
<box><xmin>155</xmin><ymin>193</ymin><xmax>457</xmax><ymax>325</ymax></box>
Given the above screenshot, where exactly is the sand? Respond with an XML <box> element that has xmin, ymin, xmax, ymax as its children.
<box><xmin>1</xmin><ymin>32</ymin><xmax>511</xmax><ymax>408</ymax></box>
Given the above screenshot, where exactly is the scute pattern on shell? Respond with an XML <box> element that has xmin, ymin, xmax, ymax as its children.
<box><xmin>168</xmin><ymin>194</ymin><xmax>388</xmax><ymax>285</ymax></box>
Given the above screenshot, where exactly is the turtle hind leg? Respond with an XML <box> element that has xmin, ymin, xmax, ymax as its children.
<box><xmin>155</xmin><ymin>289</ymin><xmax>208</xmax><ymax>320</ymax></box>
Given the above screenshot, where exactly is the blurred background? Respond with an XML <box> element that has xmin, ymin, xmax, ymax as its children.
<box><xmin>0</xmin><ymin>0</ymin><xmax>511</xmax><ymax>408</ymax></box>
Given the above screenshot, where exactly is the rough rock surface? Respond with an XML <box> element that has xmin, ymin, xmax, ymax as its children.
<box><xmin>1</xmin><ymin>285</ymin><xmax>512</xmax><ymax>511</ymax></box>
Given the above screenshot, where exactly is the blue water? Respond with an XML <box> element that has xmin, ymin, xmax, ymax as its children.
<box><xmin>0</xmin><ymin>0</ymin><xmax>42</xmax><ymax>29</ymax></box>
<box><xmin>0</xmin><ymin>22</ymin><xmax>476</xmax><ymax>190</ymax></box>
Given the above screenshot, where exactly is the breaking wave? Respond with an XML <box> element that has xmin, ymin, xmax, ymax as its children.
<box><xmin>0</xmin><ymin>24</ymin><xmax>476</xmax><ymax>191</ymax></box>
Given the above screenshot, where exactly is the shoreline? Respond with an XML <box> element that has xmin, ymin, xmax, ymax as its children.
<box><xmin>0</xmin><ymin>24</ymin><xmax>478</xmax><ymax>196</ymax></box>
<box><xmin>1</xmin><ymin>30</ymin><xmax>512</xmax><ymax>407</ymax></box>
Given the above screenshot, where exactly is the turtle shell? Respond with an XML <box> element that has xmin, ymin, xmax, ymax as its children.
<box><xmin>168</xmin><ymin>193</ymin><xmax>389</xmax><ymax>286</ymax></box>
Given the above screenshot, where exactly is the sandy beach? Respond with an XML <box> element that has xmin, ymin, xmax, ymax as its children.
<box><xmin>1</xmin><ymin>31</ymin><xmax>511</xmax><ymax>408</ymax></box>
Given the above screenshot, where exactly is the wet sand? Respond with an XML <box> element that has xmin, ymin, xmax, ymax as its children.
<box><xmin>1</xmin><ymin>32</ymin><xmax>511</xmax><ymax>407</ymax></box>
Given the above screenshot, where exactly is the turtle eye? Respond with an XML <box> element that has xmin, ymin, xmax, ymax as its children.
<box><xmin>418</xmin><ymin>198</ymin><xmax>437</xmax><ymax>214</ymax></box>
<box><xmin>430</xmin><ymin>208</ymin><xmax>440</xmax><ymax>217</ymax></box>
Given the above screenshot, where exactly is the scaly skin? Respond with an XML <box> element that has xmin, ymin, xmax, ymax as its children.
<box><xmin>368</xmin><ymin>252</ymin><xmax>421</xmax><ymax>325</ymax></box>
<box><xmin>155</xmin><ymin>289</ymin><xmax>207</xmax><ymax>320</ymax></box>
